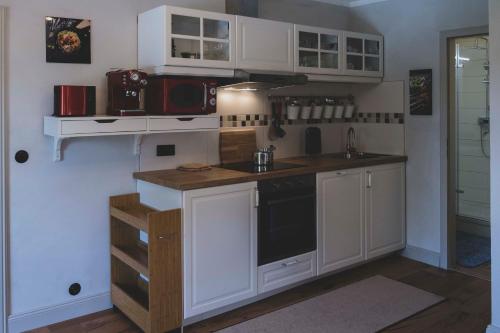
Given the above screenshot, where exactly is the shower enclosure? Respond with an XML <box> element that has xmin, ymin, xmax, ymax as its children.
<box><xmin>454</xmin><ymin>35</ymin><xmax>490</xmax><ymax>236</ymax></box>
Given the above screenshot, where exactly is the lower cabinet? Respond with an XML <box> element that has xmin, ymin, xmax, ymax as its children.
<box><xmin>183</xmin><ymin>182</ymin><xmax>258</xmax><ymax>318</ymax></box>
<box><xmin>317</xmin><ymin>169</ymin><xmax>365</xmax><ymax>275</ymax></box>
<box><xmin>258</xmin><ymin>251</ymin><xmax>317</xmax><ymax>294</ymax></box>
<box><xmin>365</xmin><ymin>163</ymin><xmax>406</xmax><ymax>259</ymax></box>
<box><xmin>317</xmin><ymin>163</ymin><xmax>405</xmax><ymax>274</ymax></box>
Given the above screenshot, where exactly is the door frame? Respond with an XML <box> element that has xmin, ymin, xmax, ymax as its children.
<box><xmin>0</xmin><ymin>6</ymin><xmax>6</xmax><ymax>333</ymax></box>
<box><xmin>439</xmin><ymin>25</ymin><xmax>489</xmax><ymax>269</ymax></box>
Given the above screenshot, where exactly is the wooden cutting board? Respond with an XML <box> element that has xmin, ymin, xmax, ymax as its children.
<box><xmin>220</xmin><ymin>129</ymin><xmax>257</xmax><ymax>165</ymax></box>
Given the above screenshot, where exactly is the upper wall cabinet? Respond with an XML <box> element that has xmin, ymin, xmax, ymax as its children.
<box><xmin>294</xmin><ymin>25</ymin><xmax>343</xmax><ymax>75</ymax></box>
<box><xmin>236</xmin><ymin>16</ymin><xmax>294</xmax><ymax>72</ymax></box>
<box><xmin>343</xmin><ymin>31</ymin><xmax>384</xmax><ymax>77</ymax></box>
<box><xmin>138</xmin><ymin>5</ymin><xmax>235</xmax><ymax>70</ymax></box>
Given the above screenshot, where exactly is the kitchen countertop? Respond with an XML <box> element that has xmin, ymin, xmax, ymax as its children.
<box><xmin>133</xmin><ymin>153</ymin><xmax>408</xmax><ymax>191</ymax></box>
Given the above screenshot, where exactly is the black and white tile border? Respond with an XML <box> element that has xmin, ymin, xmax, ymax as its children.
<box><xmin>220</xmin><ymin>112</ymin><xmax>404</xmax><ymax>128</ymax></box>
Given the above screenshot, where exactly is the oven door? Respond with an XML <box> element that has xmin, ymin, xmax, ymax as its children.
<box><xmin>258</xmin><ymin>188</ymin><xmax>316</xmax><ymax>266</ymax></box>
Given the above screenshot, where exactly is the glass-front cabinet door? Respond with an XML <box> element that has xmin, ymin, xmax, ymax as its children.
<box><xmin>343</xmin><ymin>31</ymin><xmax>383</xmax><ymax>77</ymax></box>
<box><xmin>294</xmin><ymin>25</ymin><xmax>342</xmax><ymax>75</ymax></box>
<box><xmin>165</xmin><ymin>6</ymin><xmax>235</xmax><ymax>68</ymax></box>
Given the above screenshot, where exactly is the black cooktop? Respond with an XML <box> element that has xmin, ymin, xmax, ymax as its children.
<box><xmin>221</xmin><ymin>162</ymin><xmax>304</xmax><ymax>174</ymax></box>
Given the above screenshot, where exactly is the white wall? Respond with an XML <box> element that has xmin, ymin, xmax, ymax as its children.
<box><xmin>350</xmin><ymin>0</ymin><xmax>489</xmax><ymax>258</ymax></box>
<box><xmin>488</xmin><ymin>1</ymin><xmax>500</xmax><ymax>331</ymax></box>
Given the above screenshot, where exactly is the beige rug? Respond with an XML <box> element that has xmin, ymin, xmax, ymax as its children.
<box><xmin>217</xmin><ymin>275</ymin><xmax>444</xmax><ymax>333</ymax></box>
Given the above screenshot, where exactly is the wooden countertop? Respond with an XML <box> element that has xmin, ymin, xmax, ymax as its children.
<box><xmin>133</xmin><ymin>153</ymin><xmax>408</xmax><ymax>191</ymax></box>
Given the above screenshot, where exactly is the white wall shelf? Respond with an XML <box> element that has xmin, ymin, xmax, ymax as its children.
<box><xmin>44</xmin><ymin>115</ymin><xmax>219</xmax><ymax>161</ymax></box>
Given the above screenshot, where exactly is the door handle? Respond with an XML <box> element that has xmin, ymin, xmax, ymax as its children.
<box><xmin>94</xmin><ymin>119</ymin><xmax>118</xmax><ymax>123</ymax></box>
<box><xmin>336</xmin><ymin>171</ymin><xmax>347</xmax><ymax>176</ymax></box>
<box><xmin>255</xmin><ymin>188</ymin><xmax>259</xmax><ymax>208</ymax></box>
<box><xmin>177</xmin><ymin>118</ymin><xmax>195</xmax><ymax>122</ymax></box>
<box><xmin>367</xmin><ymin>171</ymin><xmax>372</xmax><ymax>188</ymax></box>
<box><xmin>281</xmin><ymin>260</ymin><xmax>299</xmax><ymax>267</ymax></box>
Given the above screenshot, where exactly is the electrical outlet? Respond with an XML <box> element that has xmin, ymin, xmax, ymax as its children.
<box><xmin>157</xmin><ymin>145</ymin><xmax>175</xmax><ymax>156</ymax></box>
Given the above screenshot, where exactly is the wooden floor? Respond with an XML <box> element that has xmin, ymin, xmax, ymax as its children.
<box><xmin>29</xmin><ymin>255</ymin><xmax>491</xmax><ymax>333</ymax></box>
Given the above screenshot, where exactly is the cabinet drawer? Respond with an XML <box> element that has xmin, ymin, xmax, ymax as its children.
<box><xmin>258</xmin><ymin>252</ymin><xmax>316</xmax><ymax>294</ymax></box>
<box><xmin>149</xmin><ymin>116</ymin><xmax>219</xmax><ymax>132</ymax></box>
<box><xmin>61</xmin><ymin>118</ymin><xmax>147</xmax><ymax>135</ymax></box>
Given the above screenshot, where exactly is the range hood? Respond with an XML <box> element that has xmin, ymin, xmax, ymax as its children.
<box><xmin>221</xmin><ymin>69</ymin><xmax>308</xmax><ymax>91</ymax></box>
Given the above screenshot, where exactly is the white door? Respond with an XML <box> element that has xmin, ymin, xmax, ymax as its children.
<box><xmin>365</xmin><ymin>163</ymin><xmax>406</xmax><ymax>259</ymax></box>
<box><xmin>183</xmin><ymin>182</ymin><xmax>258</xmax><ymax>318</ymax></box>
<box><xmin>343</xmin><ymin>31</ymin><xmax>384</xmax><ymax>77</ymax></box>
<box><xmin>317</xmin><ymin>169</ymin><xmax>365</xmax><ymax>275</ymax></box>
<box><xmin>294</xmin><ymin>25</ymin><xmax>342</xmax><ymax>75</ymax></box>
<box><xmin>236</xmin><ymin>16</ymin><xmax>293</xmax><ymax>72</ymax></box>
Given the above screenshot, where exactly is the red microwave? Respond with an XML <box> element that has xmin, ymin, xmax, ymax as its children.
<box><xmin>146</xmin><ymin>76</ymin><xmax>218</xmax><ymax>115</ymax></box>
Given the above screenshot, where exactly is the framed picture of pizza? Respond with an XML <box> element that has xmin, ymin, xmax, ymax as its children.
<box><xmin>46</xmin><ymin>16</ymin><xmax>91</xmax><ymax>64</ymax></box>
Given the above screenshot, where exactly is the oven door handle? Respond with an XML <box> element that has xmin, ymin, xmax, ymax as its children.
<box><xmin>266</xmin><ymin>193</ymin><xmax>315</xmax><ymax>206</ymax></box>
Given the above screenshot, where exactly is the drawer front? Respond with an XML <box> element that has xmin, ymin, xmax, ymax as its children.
<box><xmin>258</xmin><ymin>252</ymin><xmax>316</xmax><ymax>294</ymax></box>
<box><xmin>149</xmin><ymin>116</ymin><xmax>219</xmax><ymax>132</ymax></box>
<box><xmin>61</xmin><ymin>118</ymin><xmax>147</xmax><ymax>135</ymax></box>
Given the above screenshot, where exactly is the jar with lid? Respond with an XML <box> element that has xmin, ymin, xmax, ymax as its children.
<box><xmin>286</xmin><ymin>99</ymin><xmax>301</xmax><ymax>120</ymax></box>
<box><xmin>312</xmin><ymin>99</ymin><xmax>324</xmax><ymax>119</ymax></box>
<box><xmin>323</xmin><ymin>98</ymin><xmax>335</xmax><ymax>119</ymax></box>
<box><xmin>301</xmin><ymin>100</ymin><xmax>312</xmax><ymax>119</ymax></box>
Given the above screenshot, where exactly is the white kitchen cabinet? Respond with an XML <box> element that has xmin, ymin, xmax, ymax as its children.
<box><xmin>317</xmin><ymin>169</ymin><xmax>365</xmax><ymax>274</ymax></box>
<box><xmin>365</xmin><ymin>163</ymin><xmax>406</xmax><ymax>259</ymax></box>
<box><xmin>183</xmin><ymin>182</ymin><xmax>258</xmax><ymax>318</ymax></box>
<box><xmin>294</xmin><ymin>25</ymin><xmax>343</xmax><ymax>75</ymax></box>
<box><xmin>236</xmin><ymin>16</ymin><xmax>294</xmax><ymax>72</ymax></box>
<box><xmin>138</xmin><ymin>5</ymin><xmax>235</xmax><ymax>70</ymax></box>
<box><xmin>343</xmin><ymin>31</ymin><xmax>384</xmax><ymax>77</ymax></box>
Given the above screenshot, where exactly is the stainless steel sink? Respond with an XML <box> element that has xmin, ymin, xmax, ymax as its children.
<box><xmin>328</xmin><ymin>152</ymin><xmax>388</xmax><ymax>160</ymax></box>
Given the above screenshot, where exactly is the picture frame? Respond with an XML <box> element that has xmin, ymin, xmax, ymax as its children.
<box><xmin>409</xmin><ymin>69</ymin><xmax>433</xmax><ymax>116</ymax></box>
<box><xmin>46</xmin><ymin>16</ymin><xmax>91</xmax><ymax>64</ymax></box>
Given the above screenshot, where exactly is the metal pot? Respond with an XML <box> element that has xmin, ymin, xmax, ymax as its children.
<box><xmin>254</xmin><ymin>145</ymin><xmax>276</xmax><ymax>166</ymax></box>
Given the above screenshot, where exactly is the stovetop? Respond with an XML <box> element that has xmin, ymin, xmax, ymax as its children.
<box><xmin>220</xmin><ymin>161</ymin><xmax>304</xmax><ymax>174</ymax></box>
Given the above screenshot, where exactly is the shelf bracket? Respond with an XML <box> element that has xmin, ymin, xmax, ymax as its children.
<box><xmin>133</xmin><ymin>135</ymin><xmax>144</xmax><ymax>156</ymax></box>
<box><xmin>53</xmin><ymin>137</ymin><xmax>63</xmax><ymax>162</ymax></box>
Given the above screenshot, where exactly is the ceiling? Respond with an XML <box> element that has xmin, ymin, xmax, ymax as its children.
<box><xmin>313</xmin><ymin>0</ymin><xmax>390</xmax><ymax>7</ymax></box>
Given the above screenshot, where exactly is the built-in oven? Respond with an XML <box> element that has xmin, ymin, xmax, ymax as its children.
<box><xmin>258</xmin><ymin>174</ymin><xmax>316</xmax><ymax>266</ymax></box>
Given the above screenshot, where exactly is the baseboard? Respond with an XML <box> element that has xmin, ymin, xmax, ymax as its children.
<box><xmin>401</xmin><ymin>245</ymin><xmax>441</xmax><ymax>267</ymax></box>
<box><xmin>487</xmin><ymin>324</ymin><xmax>500</xmax><ymax>333</ymax></box>
<box><xmin>7</xmin><ymin>292</ymin><xmax>111</xmax><ymax>333</ymax></box>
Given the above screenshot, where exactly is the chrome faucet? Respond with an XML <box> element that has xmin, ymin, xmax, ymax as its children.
<box><xmin>346</xmin><ymin>127</ymin><xmax>356</xmax><ymax>159</ymax></box>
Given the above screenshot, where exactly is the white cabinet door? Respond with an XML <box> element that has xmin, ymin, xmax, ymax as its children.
<box><xmin>139</xmin><ymin>5</ymin><xmax>235</xmax><ymax>70</ymax></box>
<box><xmin>236</xmin><ymin>16</ymin><xmax>294</xmax><ymax>72</ymax></box>
<box><xmin>183</xmin><ymin>182</ymin><xmax>258</xmax><ymax>318</ymax></box>
<box><xmin>317</xmin><ymin>169</ymin><xmax>365</xmax><ymax>275</ymax></box>
<box><xmin>294</xmin><ymin>25</ymin><xmax>342</xmax><ymax>75</ymax></box>
<box><xmin>343</xmin><ymin>31</ymin><xmax>383</xmax><ymax>77</ymax></box>
<box><xmin>365</xmin><ymin>163</ymin><xmax>406</xmax><ymax>259</ymax></box>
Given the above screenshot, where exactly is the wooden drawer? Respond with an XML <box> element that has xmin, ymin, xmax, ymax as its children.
<box><xmin>258</xmin><ymin>252</ymin><xmax>317</xmax><ymax>294</ymax></box>
<box><xmin>149</xmin><ymin>116</ymin><xmax>219</xmax><ymax>132</ymax></box>
<box><xmin>61</xmin><ymin>118</ymin><xmax>147</xmax><ymax>135</ymax></box>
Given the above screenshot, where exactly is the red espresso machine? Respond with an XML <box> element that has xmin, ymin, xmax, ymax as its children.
<box><xmin>106</xmin><ymin>69</ymin><xmax>148</xmax><ymax>116</ymax></box>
